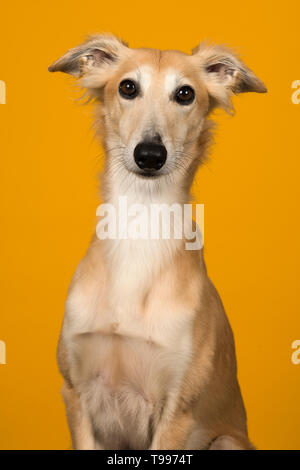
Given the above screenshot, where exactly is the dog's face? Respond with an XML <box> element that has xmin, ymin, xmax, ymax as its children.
<box><xmin>49</xmin><ymin>35</ymin><xmax>266</xmax><ymax>183</ymax></box>
<box><xmin>102</xmin><ymin>48</ymin><xmax>211</xmax><ymax>179</ymax></box>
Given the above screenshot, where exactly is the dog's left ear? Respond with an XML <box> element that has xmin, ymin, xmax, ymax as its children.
<box><xmin>48</xmin><ymin>34</ymin><xmax>129</xmax><ymax>78</ymax></box>
<box><xmin>191</xmin><ymin>43</ymin><xmax>267</xmax><ymax>111</ymax></box>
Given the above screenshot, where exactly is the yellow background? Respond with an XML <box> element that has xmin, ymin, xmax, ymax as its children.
<box><xmin>0</xmin><ymin>0</ymin><xmax>299</xmax><ymax>450</ymax></box>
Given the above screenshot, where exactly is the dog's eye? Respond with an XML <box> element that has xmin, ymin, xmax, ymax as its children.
<box><xmin>119</xmin><ymin>79</ymin><xmax>139</xmax><ymax>99</ymax></box>
<box><xmin>175</xmin><ymin>85</ymin><xmax>195</xmax><ymax>105</ymax></box>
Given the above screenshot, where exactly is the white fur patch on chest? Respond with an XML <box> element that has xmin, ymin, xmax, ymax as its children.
<box><xmin>64</xmin><ymin>249</ymin><xmax>194</xmax><ymax>448</ymax></box>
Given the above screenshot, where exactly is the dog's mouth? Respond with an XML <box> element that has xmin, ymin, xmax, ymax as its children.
<box><xmin>128</xmin><ymin>168</ymin><xmax>164</xmax><ymax>179</ymax></box>
<box><xmin>137</xmin><ymin>170</ymin><xmax>161</xmax><ymax>179</ymax></box>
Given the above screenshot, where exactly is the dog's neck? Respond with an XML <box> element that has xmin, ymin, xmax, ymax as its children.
<box><xmin>98</xmin><ymin>152</ymin><xmax>194</xmax><ymax>299</ymax></box>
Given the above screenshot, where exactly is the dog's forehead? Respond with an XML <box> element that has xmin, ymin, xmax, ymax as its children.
<box><xmin>123</xmin><ymin>48</ymin><xmax>193</xmax><ymax>90</ymax></box>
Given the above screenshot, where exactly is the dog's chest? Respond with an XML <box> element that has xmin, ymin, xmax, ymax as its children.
<box><xmin>65</xmin><ymin>263</ymin><xmax>194</xmax><ymax>448</ymax></box>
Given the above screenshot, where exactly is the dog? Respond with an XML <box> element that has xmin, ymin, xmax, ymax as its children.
<box><xmin>49</xmin><ymin>34</ymin><xmax>266</xmax><ymax>450</ymax></box>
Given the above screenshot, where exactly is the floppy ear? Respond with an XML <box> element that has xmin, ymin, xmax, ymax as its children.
<box><xmin>191</xmin><ymin>43</ymin><xmax>267</xmax><ymax>111</ymax></box>
<box><xmin>48</xmin><ymin>34</ymin><xmax>128</xmax><ymax>78</ymax></box>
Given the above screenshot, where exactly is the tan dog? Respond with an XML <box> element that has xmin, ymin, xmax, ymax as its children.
<box><xmin>49</xmin><ymin>34</ymin><xmax>266</xmax><ymax>450</ymax></box>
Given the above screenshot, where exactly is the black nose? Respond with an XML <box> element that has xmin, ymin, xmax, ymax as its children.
<box><xmin>134</xmin><ymin>142</ymin><xmax>167</xmax><ymax>172</ymax></box>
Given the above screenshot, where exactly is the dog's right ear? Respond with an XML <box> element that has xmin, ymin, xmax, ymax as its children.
<box><xmin>48</xmin><ymin>34</ymin><xmax>129</xmax><ymax>78</ymax></box>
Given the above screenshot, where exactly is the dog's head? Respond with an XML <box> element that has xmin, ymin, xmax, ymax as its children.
<box><xmin>49</xmin><ymin>34</ymin><xmax>266</xmax><ymax>185</ymax></box>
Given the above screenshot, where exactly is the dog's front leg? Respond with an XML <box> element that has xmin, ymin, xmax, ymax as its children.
<box><xmin>150</xmin><ymin>410</ymin><xmax>195</xmax><ymax>450</ymax></box>
<box><xmin>208</xmin><ymin>434</ymin><xmax>255</xmax><ymax>450</ymax></box>
<box><xmin>61</xmin><ymin>382</ymin><xmax>98</xmax><ymax>450</ymax></box>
